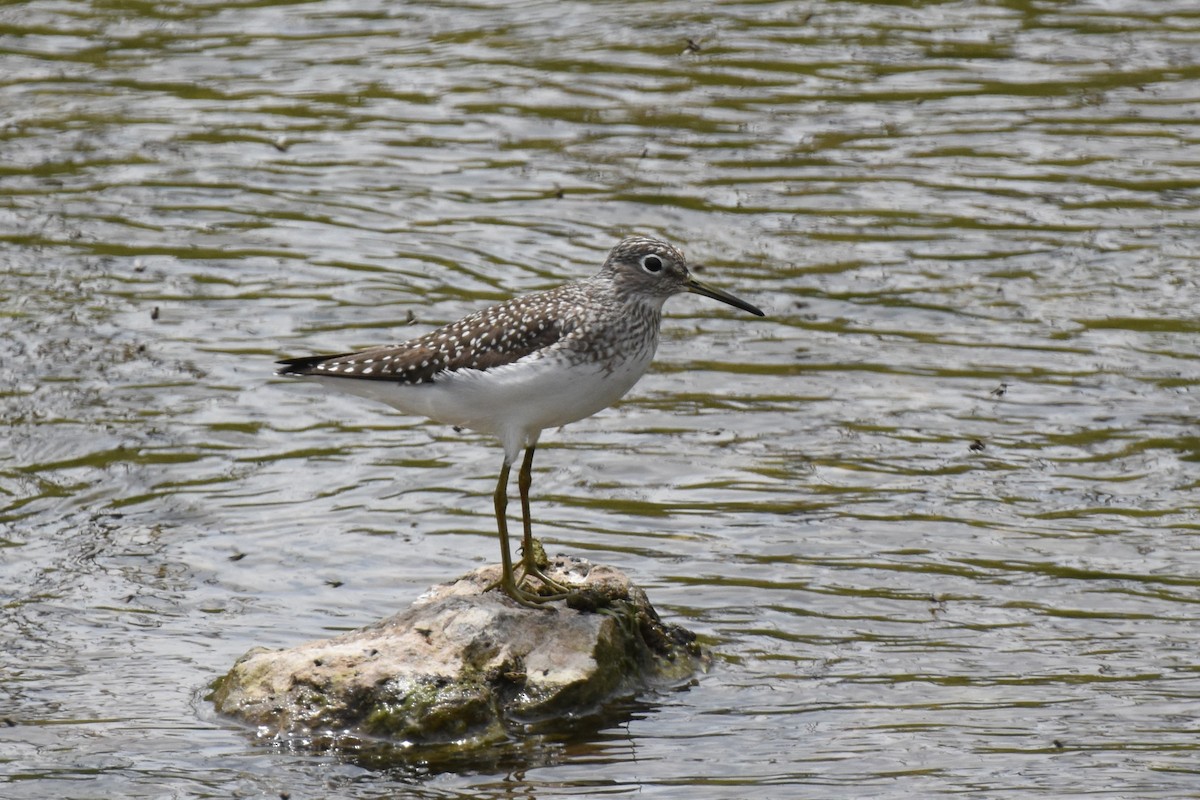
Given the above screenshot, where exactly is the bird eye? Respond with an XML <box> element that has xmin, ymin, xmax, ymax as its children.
<box><xmin>640</xmin><ymin>254</ymin><xmax>664</xmax><ymax>273</ymax></box>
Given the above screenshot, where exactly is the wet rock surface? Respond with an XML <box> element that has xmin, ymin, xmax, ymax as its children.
<box><xmin>210</xmin><ymin>557</ymin><xmax>707</xmax><ymax>759</ymax></box>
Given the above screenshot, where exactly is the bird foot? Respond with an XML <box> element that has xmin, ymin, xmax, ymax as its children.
<box><xmin>519</xmin><ymin>561</ymin><xmax>573</xmax><ymax>596</ymax></box>
<box><xmin>518</xmin><ymin>537</ymin><xmax>574</xmax><ymax>595</ymax></box>
<box><xmin>492</xmin><ymin>574</ymin><xmax>570</xmax><ymax>608</ymax></box>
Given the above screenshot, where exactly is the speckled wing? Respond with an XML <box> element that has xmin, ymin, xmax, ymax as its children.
<box><xmin>275</xmin><ymin>288</ymin><xmax>580</xmax><ymax>385</ymax></box>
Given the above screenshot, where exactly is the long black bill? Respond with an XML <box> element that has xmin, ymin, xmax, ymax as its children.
<box><xmin>686</xmin><ymin>278</ymin><xmax>765</xmax><ymax>317</ymax></box>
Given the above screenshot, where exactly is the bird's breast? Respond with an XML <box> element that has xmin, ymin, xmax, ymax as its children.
<box><xmin>298</xmin><ymin>329</ymin><xmax>659</xmax><ymax>451</ymax></box>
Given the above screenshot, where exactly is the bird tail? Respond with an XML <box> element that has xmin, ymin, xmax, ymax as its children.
<box><xmin>275</xmin><ymin>353</ymin><xmax>350</xmax><ymax>376</ymax></box>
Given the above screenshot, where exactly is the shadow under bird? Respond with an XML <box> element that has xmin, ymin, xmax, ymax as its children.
<box><xmin>276</xmin><ymin>236</ymin><xmax>765</xmax><ymax>607</ymax></box>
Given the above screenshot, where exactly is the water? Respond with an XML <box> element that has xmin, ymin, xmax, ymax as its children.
<box><xmin>3</xmin><ymin>0</ymin><xmax>1199</xmax><ymax>797</ymax></box>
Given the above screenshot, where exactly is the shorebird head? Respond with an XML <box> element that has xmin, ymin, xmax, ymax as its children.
<box><xmin>602</xmin><ymin>236</ymin><xmax>765</xmax><ymax>317</ymax></box>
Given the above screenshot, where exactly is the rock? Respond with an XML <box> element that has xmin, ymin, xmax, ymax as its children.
<box><xmin>210</xmin><ymin>556</ymin><xmax>707</xmax><ymax>759</ymax></box>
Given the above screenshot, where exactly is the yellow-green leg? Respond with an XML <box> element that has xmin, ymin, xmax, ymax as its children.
<box><xmin>493</xmin><ymin>457</ymin><xmax>559</xmax><ymax>607</ymax></box>
<box><xmin>517</xmin><ymin>445</ymin><xmax>572</xmax><ymax>596</ymax></box>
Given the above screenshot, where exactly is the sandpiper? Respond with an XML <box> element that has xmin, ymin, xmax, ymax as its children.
<box><xmin>276</xmin><ymin>236</ymin><xmax>764</xmax><ymax>607</ymax></box>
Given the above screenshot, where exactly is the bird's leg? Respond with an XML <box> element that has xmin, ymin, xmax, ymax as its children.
<box><xmin>493</xmin><ymin>456</ymin><xmax>558</xmax><ymax>608</ymax></box>
<box><xmin>517</xmin><ymin>445</ymin><xmax>572</xmax><ymax>596</ymax></box>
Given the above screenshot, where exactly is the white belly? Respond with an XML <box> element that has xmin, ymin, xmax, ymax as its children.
<box><xmin>304</xmin><ymin>347</ymin><xmax>656</xmax><ymax>460</ymax></box>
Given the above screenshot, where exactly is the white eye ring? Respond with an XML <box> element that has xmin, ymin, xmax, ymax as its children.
<box><xmin>640</xmin><ymin>254</ymin><xmax>664</xmax><ymax>273</ymax></box>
